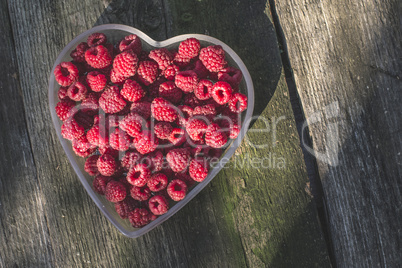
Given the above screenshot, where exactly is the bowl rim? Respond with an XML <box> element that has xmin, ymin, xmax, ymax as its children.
<box><xmin>48</xmin><ymin>24</ymin><xmax>254</xmax><ymax>238</ymax></box>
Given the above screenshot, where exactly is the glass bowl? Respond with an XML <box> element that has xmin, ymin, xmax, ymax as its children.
<box><xmin>48</xmin><ymin>24</ymin><xmax>254</xmax><ymax>238</ymax></box>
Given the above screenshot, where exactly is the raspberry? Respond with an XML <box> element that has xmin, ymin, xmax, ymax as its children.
<box><xmin>85</xmin><ymin>45</ymin><xmax>112</xmax><ymax>69</ymax></box>
<box><xmin>121</xmin><ymin>150</ymin><xmax>141</xmax><ymax>171</ymax></box>
<box><xmin>84</xmin><ymin>155</ymin><xmax>100</xmax><ymax>176</ymax></box>
<box><xmin>168</xmin><ymin>128</ymin><xmax>186</xmax><ymax>146</ymax></box>
<box><xmin>81</xmin><ymin>92</ymin><xmax>100</xmax><ymax>114</ymax></box>
<box><xmin>154</xmin><ymin>122</ymin><xmax>173</xmax><ymax>140</ymax></box>
<box><xmin>99</xmin><ymin>86</ymin><xmax>127</xmax><ymax>114</ymax></box>
<box><xmin>97</xmin><ymin>153</ymin><xmax>117</xmax><ymax>176</ymax></box>
<box><xmin>86</xmin><ymin>71</ymin><xmax>107</xmax><ymax>92</ymax></box>
<box><xmin>167</xmin><ymin>179</ymin><xmax>188</xmax><ymax>201</ymax></box>
<box><xmin>218</xmin><ymin>67</ymin><xmax>242</xmax><ymax>88</ymax></box>
<box><xmin>217</xmin><ymin>109</ymin><xmax>241</xmax><ymax>139</ymax></box>
<box><xmin>133</xmin><ymin>130</ymin><xmax>159</xmax><ymax>154</ymax></box>
<box><xmin>127</xmin><ymin>163</ymin><xmax>151</xmax><ymax>187</ymax></box>
<box><xmin>121</xmin><ymin>79</ymin><xmax>145</xmax><ymax>102</ymax></box>
<box><xmin>159</xmin><ymin>81</ymin><xmax>182</xmax><ymax>104</ymax></box>
<box><xmin>115</xmin><ymin>197</ymin><xmax>138</xmax><ymax>219</ymax></box>
<box><xmin>119</xmin><ymin>112</ymin><xmax>147</xmax><ymax>138</ymax></box>
<box><xmin>151</xmin><ymin>98</ymin><xmax>178</xmax><ymax>122</ymax></box>
<box><xmin>58</xmin><ymin>86</ymin><xmax>69</xmax><ymax>100</ymax></box>
<box><xmin>192</xmin><ymin>60</ymin><xmax>209</xmax><ymax>79</ymax></box>
<box><xmin>136</xmin><ymin>61</ymin><xmax>159</xmax><ymax>85</ymax></box>
<box><xmin>210</xmin><ymin>81</ymin><xmax>233</xmax><ymax>105</ymax></box>
<box><xmin>87</xmin><ymin>33</ymin><xmax>107</xmax><ymax>47</ymax></box>
<box><xmin>199</xmin><ymin>45</ymin><xmax>227</xmax><ymax>73</ymax></box>
<box><xmin>148</xmin><ymin>195</ymin><xmax>169</xmax><ymax>215</ymax></box>
<box><xmin>86</xmin><ymin>124</ymin><xmax>109</xmax><ymax>147</ymax></box>
<box><xmin>228</xmin><ymin>93</ymin><xmax>248</xmax><ymax>113</ymax></box>
<box><xmin>110</xmin><ymin>68</ymin><xmax>126</xmax><ymax>84</ymax></box>
<box><xmin>192</xmin><ymin>104</ymin><xmax>217</xmax><ymax>118</ymax></box>
<box><xmin>194</xmin><ymin>79</ymin><xmax>213</xmax><ymax>100</ymax></box>
<box><xmin>61</xmin><ymin>118</ymin><xmax>85</xmax><ymax>140</ymax></box>
<box><xmin>113</xmin><ymin>51</ymin><xmax>139</xmax><ymax>78</ymax></box>
<box><xmin>130</xmin><ymin>101</ymin><xmax>151</xmax><ymax>119</ymax></box>
<box><xmin>54</xmin><ymin>62</ymin><xmax>79</xmax><ymax>87</ymax></box>
<box><xmin>163</xmin><ymin>64</ymin><xmax>180</xmax><ymax>80</ymax></box>
<box><xmin>146</xmin><ymin>150</ymin><xmax>164</xmax><ymax>172</ymax></box>
<box><xmin>93</xmin><ymin>174</ymin><xmax>113</xmax><ymax>195</ymax></box>
<box><xmin>119</xmin><ymin>34</ymin><xmax>142</xmax><ymax>54</ymax></box>
<box><xmin>70</xmin><ymin>42</ymin><xmax>89</xmax><ymax>62</ymax></box>
<box><xmin>72</xmin><ymin>135</ymin><xmax>96</xmax><ymax>157</ymax></box>
<box><xmin>186</xmin><ymin>117</ymin><xmax>208</xmax><ymax>141</ymax></box>
<box><xmin>148</xmin><ymin>48</ymin><xmax>173</xmax><ymax>71</ymax></box>
<box><xmin>105</xmin><ymin>181</ymin><xmax>127</xmax><ymax>202</ymax></box>
<box><xmin>67</xmin><ymin>81</ymin><xmax>87</xmax><ymax>101</ymax></box>
<box><xmin>109</xmin><ymin>128</ymin><xmax>132</xmax><ymax>151</ymax></box>
<box><xmin>178</xmin><ymin>38</ymin><xmax>201</xmax><ymax>59</ymax></box>
<box><xmin>166</xmin><ymin>148</ymin><xmax>191</xmax><ymax>173</ymax></box>
<box><xmin>175</xmin><ymin>70</ymin><xmax>199</xmax><ymax>93</ymax></box>
<box><xmin>205</xmin><ymin>123</ymin><xmax>228</xmax><ymax>148</ymax></box>
<box><xmin>98</xmin><ymin>146</ymin><xmax>119</xmax><ymax>158</ymax></box>
<box><xmin>130</xmin><ymin>185</ymin><xmax>151</xmax><ymax>201</ymax></box>
<box><xmin>147</xmin><ymin>173</ymin><xmax>168</xmax><ymax>192</ymax></box>
<box><xmin>176</xmin><ymin>105</ymin><xmax>194</xmax><ymax>128</ymax></box>
<box><xmin>175</xmin><ymin>172</ymin><xmax>196</xmax><ymax>188</ymax></box>
<box><xmin>128</xmin><ymin>207</ymin><xmax>156</xmax><ymax>228</ymax></box>
<box><xmin>55</xmin><ymin>99</ymin><xmax>76</xmax><ymax>121</ymax></box>
<box><xmin>189</xmin><ymin>158</ymin><xmax>209</xmax><ymax>182</ymax></box>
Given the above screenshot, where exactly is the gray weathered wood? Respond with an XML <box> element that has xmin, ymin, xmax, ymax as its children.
<box><xmin>275</xmin><ymin>0</ymin><xmax>402</xmax><ymax>266</ymax></box>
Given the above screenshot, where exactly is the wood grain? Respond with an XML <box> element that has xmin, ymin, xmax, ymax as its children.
<box><xmin>274</xmin><ymin>0</ymin><xmax>402</xmax><ymax>266</ymax></box>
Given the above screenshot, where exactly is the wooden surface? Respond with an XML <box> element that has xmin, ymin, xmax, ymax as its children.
<box><xmin>274</xmin><ymin>0</ymin><xmax>402</xmax><ymax>267</ymax></box>
<box><xmin>0</xmin><ymin>0</ymin><xmax>331</xmax><ymax>267</ymax></box>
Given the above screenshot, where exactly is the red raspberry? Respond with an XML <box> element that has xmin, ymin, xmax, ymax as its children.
<box><xmin>58</xmin><ymin>86</ymin><xmax>69</xmax><ymax>100</ymax></box>
<box><xmin>110</xmin><ymin>68</ymin><xmax>126</xmax><ymax>85</ymax></box>
<box><xmin>67</xmin><ymin>81</ymin><xmax>87</xmax><ymax>101</ymax></box>
<box><xmin>115</xmin><ymin>197</ymin><xmax>138</xmax><ymax>219</ymax></box>
<box><xmin>121</xmin><ymin>79</ymin><xmax>145</xmax><ymax>102</ymax></box>
<box><xmin>105</xmin><ymin>180</ymin><xmax>127</xmax><ymax>202</ymax></box>
<box><xmin>128</xmin><ymin>207</ymin><xmax>156</xmax><ymax>228</ymax></box>
<box><xmin>54</xmin><ymin>62</ymin><xmax>79</xmax><ymax>87</ymax></box>
<box><xmin>86</xmin><ymin>124</ymin><xmax>109</xmax><ymax>147</ymax></box>
<box><xmin>113</xmin><ymin>51</ymin><xmax>139</xmax><ymax>78</ymax></box>
<box><xmin>70</xmin><ymin>42</ymin><xmax>89</xmax><ymax>62</ymax></box>
<box><xmin>205</xmin><ymin>123</ymin><xmax>228</xmax><ymax>148</ymax></box>
<box><xmin>228</xmin><ymin>92</ymin><xmax>247</xmax><ymax>113</ymax></box>
<box><xmin>148</xmin><ymin>195</ymin><xmax>169</xmax><ymax>215</ymax></box>
<box><xmin>176</xmin><ymin>105</ymin><xmax>195</xmax><ymax>128</ymax></box>
<box><xmin>119</xmin><ymin>112</ymin><xmax>147</xmax><ymax>138</ymax></box>
<box><xmin>87</xmin><ymin>33</ymin><xmax>107</xmax><ymax>47</ymax></box>
<box><xmin>81</xmin><ymin>92</ymin><xmax>100</xmax><ymax>114</ymax></box>
<box><xmin>97</xmin><ymin>153</ymin><xmax>117</xmax><ymax>176</ymax></box>
<box><xmin>84</xmin><ymin>155</ymin><xmax>100</xmax><ymax>176</ymax></box>
<box><xmin>133</xmin><ymin>130</ymin><xmax>159</xmax><ymax>155</ymax></box>
<box><xmin>168</xmin><ymin>128</ymin><xmax>186</xmax><ymax>146</ymax></box>
<box><xmin>86</xmin><ymin>71</ymin><xmax>107</xmax><ymax>92</ymax></box>
<box><xmin>210</xmin><ymin>81</ymin><xmax>233</xmax><ymax>105</ymax></box>
<box><xmin>199</xmin><ymin>45</ymin><xmax>227</xmax><ymax>73</ymax></box>
<box><xmin>85</xmin><ymin>45</ymin><xmax>112</xmax><ymax>69</ymax></box>
<box><xmin>154</xmin><ymin>122</ymin><xmax>173</xmax><ymax>140</ymax></box>
<box><xmin>130</xmin><ymin>101</ymin><xmax>151</xmax><ymax>119</ymax></box>
<box><xmin>192</xmin><ymin>104</ymin><xmax>217</xmax><ymax>118</ymax></box>
<box><xmin>61</xmin><ymin>118</ymin><xmax>85</xmax><ymax>140</ymax></box>
<box><xmin>192</xmin><ymin>60</ymin><xmax>209</xmax><ymax>79</ymax></box>
<box><xmin>218</xmin><ymin>67</ymin><xmax>243</xmax><ymax>88</ymax></box>
<box><xmin>147</xmin><ymin>173</ymin><xmax>168</xmax><ymax>192</ymax></box>
<box><xmin>166</xmin><ymin>148</ymin><xmax>191</xmax><ymax>173</ymax></box>
<box><xmin>159</xmin><ymin>81</ymin><xmax>182</xmax><ymax>104</ymax></box>
<box><xmin>163</xmin><ymin>64</ymin><xmax>179</xmax><ymax>80</ymax></box>
<box><xmin>121</xmin><ymin>150</ymin><xmax>141</xmax><ymax>171</ymax></box>
<box><xmin>93</xmin><ymin>174</ymin><xmax>113</xmax><ymax>195</ymax></box>
<box><xmin>55</xmin><ymin>99</ymin><xmax>76</xmax><ymax>121</ymax></box>
<box><xmin>109</xmin><ymin>128</ymin><xmax>132</xmax><ymax>151</ymax></box>
<box><xmin>136</xmin><ymin>61</ymin><xmax>159</xmax><ymax>85</ymax></box>
<box><xmin>127</xmin><ymin>163</ymin><xmax>151</xmax><ymax>187</ymax></box>
<box><xmin>72</xmin><ymin>135</ymin><xmax>96</xmax><ymax>157</ymax></box>
<box><xmin>173</xmin><ymin>54</ymin><xmax>192</xmax><ymax>68</ymax></box>
<box><xmin>217</xmin><ymin>109</ymin><xmax>241</xmax><ymax>139</ymax></box>
<box><xmin>178</xmin><ymin>38</ymin><xmax>201</xmax><ymax>59</ymax></box>
<box><xmin>167</xmin><ymin>179</ymin><xmax>188</xmax><ymax>201</ymax></box>
<box><xmin>189</xmin><ymin>158</ymin><xmax>209</xmax><ymax>182</ymax></box>
<box><xmin>130</xmin><ymin>185</ymin><xmax>151</xmax><ymax>201</ymax></box>
<box><xmin>99</xmin><ymin>86</ymin><xmax>127</xmax><ymax>114</ymax></box>
<box><xmin>175</xmin><ymin>70</ymin><xmax>199</xmax><ymax>93</ymax></box>
<box><xmin>151</xmin><ymin>98</ymin><xmax>178</xmax><ymax>122</ymax></box>
<box><xmin>145</xmin><ymin>150</ymin><xmax>164</xmax><ymax>172</ymax></box>
<box><xmin>186</xmin><ymin>117</ymin><xmax>208</xmax><ymax>141</ymax></box>
<box><xmin>119</xmin><ymin>34</ymin><xmax>142</xmax><ymax>54</ymax></box>
<box><xmin>194</xmin><ymin>79</ymin><xmax>213</xmax><ymax>100</ymax></box>
<box><xmin>148</xmin><ymin>48</ymin><xmax>173</xmax><ymax>71</ymax></box>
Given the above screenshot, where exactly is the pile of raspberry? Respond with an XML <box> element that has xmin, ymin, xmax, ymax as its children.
<box><xmin>54</xmin><ymin>32</ymin><xmax>248</xmax><ymax>228</ymax></box>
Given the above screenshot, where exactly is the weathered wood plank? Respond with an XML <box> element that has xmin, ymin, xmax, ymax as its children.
<box><xmin>275</xmin><ymin>0</ymin><xmax>402</xmax><ymax>266</ymax></box>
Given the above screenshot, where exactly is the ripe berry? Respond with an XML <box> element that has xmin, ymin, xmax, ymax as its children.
<box><xmin>55</xmin><ymin>99</ymin><xmax>76</xmax><ymax>121</ymax></box>
<box><xmin>121</xmin><ymin>150</ymin><xmax>141</xmax><ymax>171</ymax></box>
<box><xmin>109</xmin><ymin>128</ymin><xmax>132</xmax><ymax>151</ymax></box>
<box><xmin>194</xmin><ymin>79</ymin><xmax>213</xmax><ymax>100</ymax></box>
<box><xmin>87</xmin><ymin>33</ymin><xmax>107</xmax><ymax>47</ymax></box>
<box><xmin>136</xmin><ymin>60</ymin><xmax>159</xmax><ymax>85</ymax></box>
<box><xmin>133</xmin><ymin>130</ymin><xmax>159</xmax><ymax>155</ymax></box>
<box><xmin>121</xmin><ymin>79</ymin><xmax>145</xmax><ymax>102</ymax></box>
<box><xmin>85</xmin><ymin>45</ymin><xmax>112</xmax><ymax>69</ymax></box>
<box><xmin>178</xmin><ymin>38</ymin><xmax>201</xmax><ymax>59</ymax></box>
<box><xmin>115</xmin><ymin>197</ymin><xmax>138</xmax><ymax>219</ymax></box>
<box><xmin>163</xmin><ymin>64</ymin><xmax>180</xmax><ymax>80</ymax></box>
<box><xmin>54</xmin><ymin>62</ymin><xmax>79</xmax><ymax>87</ymax></box>
<box><xmin>61</xmin><ymin>118</ymin><xmax>85</xmax><ymax>140</ymax></box>
<box><xmin>151</xmin><ymin>98</ymin><xmax>178</xmax><ymax>122</ymax></box>
<box><xmin>119</xmin><ymin>112</ymin><xmax>147</xmax><ymax>138</ymax></box>
<box><xmin>113</xmin><ymin>51</ymin><xmax>139</xmax><ymax>78</ymax></box>
<box><xmin>86</xmin><ymin>71</ymin><xmax>107</xmax><ymax>92</ymax></box>
<box><xmin>166</xmin><ymin>148</ymin><xmax>191</xmax><ymax>173</ymax></box>
<box><xmin>70</xmin><ymin>42</ymin><xmax>89</xmax><ymax>63</ymax></box>
<box><xmin>154</xmin><ymin>122</ymin><xmax>173</xmax><ymax>140</ymax></box>
<box><xmin>99</xmin><ymin>86</ymin><xmax>127</xmax><ymax>114</ymax></box>
<box><xmin>127</xmin><ymin>163</ymin><xmax>151</xmax><ymax>187</ymax></box>
<box><xmin>128</xmin><ymin>208</ymin><xmax>156</xmax><ymax>228</ymax></box>
<box><xmin>186</xmin><ymin>117</ymin><xmax>208</xmax><ymax>141</ymax></box>
<box><xmin>205</xmin><ymin>123</ymin><xmax>228</xmax><ymax>148</ymax></box>
<box><xmin>97</xmin><ymin>153</ymin><xmax>117</xmax><ymax>176</ymax></box>
<box><xmin>130</xmin><ymin>185</ymin><xmax>151</xmax><ymax>201</ymax></box>
<box><xmin>67</xmin><ymin>81</ymin><xmax>88</xmax><ymax>101</ymax></box>
<box><xmin>93</xmin><ymin>175</ymin><xmax>113</xmax><ymax>195</ymax></box>
<box><xmin>167</xmin><ymin>179</ymin><xmax>188</xmax><ymax>201</ymax></box>
<box><xmin>175</xmin><ymin>70</ymin><xmax>199</xmax><ymax>93</ymax></box>
<box><xmin>105</xmin><ymin>180</ymin><xmax>127</xmax><ymax>202</ymax></box>
<box><xmin>189</xmin><ymin>158</ymin><xmax>209</xmax><ymax>182</ymax></box>
<box><xmin>210</xmin><ymin>81</ymin><xmax>233</xmax><ymax>105</ymax></box>
<box><xmin>159</xmin><ymin>81</ymin><xmax>183</xmax><ymax>104</ymax></box>
<box><xmin>72</xmin><ymin>135</ymin><xmax>96</xmax><ymax>157</ymax></box>
<box><xmin>168</xmin><ymin>128</ymin><xmax>186</xmax><ymax>146</ymax></box>
<box><xmin>85</xmin><ymin>155</ymin><xmax>100</xmax><ymax>176</ymax></box>
<box><xmin>148</xmin><ymin>48</ymin><xmax>173</xmax><ymax>71</ymax></box>
<box><xmin>218</xmin><ymin>67</ymin><xmax>243</xmax><ymax>88</ymax></box>
<box><xmin>148</xmin><ymin>195</ymin><xmax>169</xmax><ymax>215</ymax></box>
<box><xmin>119</xmin><ymin>34</ymin><xmax>142</xmax><ymax>54</ymax></box>
<box><xmin>199</xmin><ymin>45</ymin><xmax>227</xmax><ymax>73</ymax></box>
<box><xmin>228</xmin><ymin>92</ymin><xmax>248</xmax><ymax>113</ymax></box>
<box><xmin>130</xmin><ymin>101</ymin><xmax>151</xmax><ymax>119</ymax></box>
<box><xmin>147</xmin><ymin>173</ymin><xmax>168</xmax><ymax>192</ymax></box>
<box><xmin>86</xmin><ymin>124</ymin><xmax>109</xmax><ymax>147</ymax></box>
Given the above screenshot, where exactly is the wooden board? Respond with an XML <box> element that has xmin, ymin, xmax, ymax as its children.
<box><xmin>274</xmin><ymin>0</ymin><xmax>402</xmax><ymax>266</ymax></box>
<box><xmin>1</xmin><ymin>0</ymin><xmax>330</xmax><ymax>266</ymax></box>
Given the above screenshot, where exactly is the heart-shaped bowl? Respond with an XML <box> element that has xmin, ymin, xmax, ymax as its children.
<box><xmin>48</xmin><ymin>24</ymin><xmax>254</xmax><ymax>238</ymax></box>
